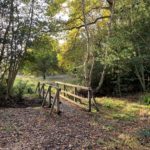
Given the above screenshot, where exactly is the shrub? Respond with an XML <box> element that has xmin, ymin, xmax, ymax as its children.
<box><xmin>0</xmin><ymin>83</ymin><xmax>7</xmax><ymax>106</ymax></box>
<box><xmin>13</xmin><ymin>80</ymin><xmax>28</xmax><ymax>101</ymax></box>
<box><xmin>0</xmin><ymin>83</ymin><xmax>7</xmax><ymax>96</ymax></box>
<box><xmin>141</xmin><ymin>93</ymin><xmax>150</xmax><ymax>105</ymax></box>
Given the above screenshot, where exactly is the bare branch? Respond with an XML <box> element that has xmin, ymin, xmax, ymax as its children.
<box><xmin>65</xmin><ymin>15</ymin><xmax>110</xmax><ymax>31</ymax></box>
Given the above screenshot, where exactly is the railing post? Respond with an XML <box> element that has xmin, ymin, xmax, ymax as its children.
<box><xmin>39</xmin><ymin>83</ymin><xmax>44</xmax><ymax>98</ymax></box>
<box><xmin>64</xmin><ymin>85</ymin><xmax>66</xmax><ymax>96</ymax></box>
<box><xmin>42</xmin><ymin>83</ymin><xmax>45</xmax><ymax>99</ymax></box>
<box><xmin>38</xmin><ymin>82</ymin><xmax>41</xmax><ymax>98</ymax></box>
<box><xmin>35</xmin><ymin>82</ymin><xmax>40</xmax><ymax>93</ymax></box>
<box><xmin>41</xmin><ymin>83</ymin><xmax>45</xmax><ymax>107</ymax></box>
<box><xmin>88</xmin><ymin>89</ymin><xmax>92</xmax><ymax>112</ymax></box>
<box><xmin>74</xmin><ymin>87</ymin><xmax>77</xmax><ymax>101</ymax></box>
<box><xmin>57</xmin><ymin>88</ymin><xmax>61</xmax><ymax>115</ymax></box>
<box><xmin>48</xmin><ymin>86</ymin><xmax>52</xmax><ymax>108</ymax></box>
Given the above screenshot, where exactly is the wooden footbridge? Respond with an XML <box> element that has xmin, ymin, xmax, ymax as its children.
<box><xmin>35</xmin><ymin>81</ymin><xmax>99</xmax><ymax>115</ymax></box>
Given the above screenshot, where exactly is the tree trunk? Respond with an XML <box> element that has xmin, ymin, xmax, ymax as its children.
<box><xmin>117</xmin><ymin>73</ymin><xmax>121</xmax><ymax>97</ymax></box>
<box><xmin>93</xmin><ymin>0</ymin><xmax>115</xmax><ymax>94</ymax></box>
<box><xmin>135</xmin><ymin>64</ymin><xmax>146</xmax><ymax>92</ymax></box>
<box><xmin>94</xmin><ymin>65</ymin><xmax>106</xmax><ymax>94</ymax></box>
<box><xmin>0</xmin><ymin>0</ymin><xmax>14</xmax><ymax>66</ymax></box>
<box><xmin>81</xmin><ymin>0</ymin><xmax>91</xmax><ymax>87</ymax></box>
<box><xmin>43</xmin><ymin>73</ymin><xmax>46</xmax><ymax>80</ymax></box>
<box><xmin>134</xmin><ymin>46</ymin><xmax>146</xmax><ymax>92</ymax></box>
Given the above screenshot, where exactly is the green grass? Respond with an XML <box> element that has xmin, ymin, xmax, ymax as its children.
<box><xmin>91</xmin><ymin>97</ymin><xmax>150</xmax><ymax>149</ymax></box>
<box><xmin>95</xmin><ymin>97</ymin><xmax>150</xmax><ymax>121</ymax></box>
<box><xmin>140</xmin><ymin>93</ymin><xmax>150</xmax><ymax>105</ymax></box>
<box><xmin>15</xmin><ymin>75</ymin><xmax>75</xmax><ymax>92</ymax></box>
<box><xmin>13</xmin><ymin>77</ymin><xmax>150</xmax><ymax>149</ymax></box>
<box><xmin>14</xmin><ymin>75</ymin><xmax>90</xmax><ymax>108</ymax></box>
<box><xmin>14</xmin><ymin>75</ymin><xmax>150</xmax><ymax>120</ymax></box>
<box><xmin>16</xmin><ymin>75</ymin><xmax>75</xmax><ymax>84</ymax></box>
<box><xmin>14</xmin><ymin>75</ymin><xmax>77</xmax><ymax>99</ymax></box>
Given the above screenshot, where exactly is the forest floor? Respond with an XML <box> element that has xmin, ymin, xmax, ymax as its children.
<box><xmin>0</xmin><ymin>95</ymin><xmax>150</xmax><ymax>150</ymax></box>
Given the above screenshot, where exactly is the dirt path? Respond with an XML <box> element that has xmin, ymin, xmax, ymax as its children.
<box><xmin>0</xmin><ymin>100</ymin><xmax>98</xmax><ymax>150</ymax></box>
<box><xmin>0</xmin><ymin>99</ymin><xmax>149</xmax><ymax>150</ymax></box>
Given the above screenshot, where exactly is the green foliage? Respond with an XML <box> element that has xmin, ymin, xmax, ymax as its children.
<box><xmin>13</xmin><ymin>80</ymin><xmax>28</xmax><ymax>100</ymax></box>
<box><xmin>0</xmin><ymin>83</ymin><xmax>7</xmax><ymax>96</ymax></box>
<box><xmin>141</xmin><ymin>93</ymin><xmax>150</xmax><ymax>105</ymax></box>
<box><xmin>1</xmin><ymin>0</ymin><xmax>150</xmax><ymax>98</ymax></box>
<box><xmin>0</xmin><ymin>0</ymin><xmax>56</xmax><ymax>96</ymax></box>
<box><xmin>56</xmin><ymin>0</ymin><xmax>149</xmax><ymax>94</ymax></box>
<box><xmin>13</xmin><ymin>78</ymin><xmax>36</xmax><ymax>101</ymax></box>
<box><xmin>22</xmin><ymin>34</ymin><xmax>59</xmax><ymax>79</ymax></box>
<box><xmin>47</xmin><ymin>0</ymin><xmax>66</xmax><ymax>16</ymax></box>
<box><xmin>0</xmin><ymin>83</ymin><xmax>7</xmax><ymax>106</ymax></box>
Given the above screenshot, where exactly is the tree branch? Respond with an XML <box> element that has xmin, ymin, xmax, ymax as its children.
<box><xmin>65</xmin><ymin>15</ymin><xmax>110</xmax><ymax>31</ymax></box>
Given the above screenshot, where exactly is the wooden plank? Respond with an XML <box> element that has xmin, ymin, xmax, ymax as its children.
<box><xmin>88</xmin><ymin>90</ymin><xmax>91</xmax><ymax>112</ymax></box>
<box><xmin>50</xmin><ymin>90</ymin><xmax>58</xmax><ymax>115</ymax></box>
<box><xmin>45</xmin><ymin>83</ymin><xmax>60</xmax><ymax>90</ymax></box>
<box><xmin>93</xmin><ymin>97</ymin><xmax>99</xmax><ymax>111</ymax></box>
<box><xmin>74</xmin><ymin>87</ymin><xmax>77</xmax><ymax>101</ymax></box>
<box><xmin>35</xmin><ymin>82</ymin><xmax>40</xmax><ymax>93</ymax></box>
<box><xmin>42</xmin><ymin>88</ymin><xmax>49</xmax><ymax>107</ymax></box>
<box><xmin>60</xmin><ymin>95</ymin><xmax>87</xmax><ymax>109</ymax></box>
<box><xmin>56</xmin><ymin>89</ymin><xmax>61</xmax><ymax>114</ymax></box>
<box><xmin>55</xmin><ymin>81</ymin><xmax>90</xmax><ymax>90</ymax></box>
<box><xmin>64</xmin><ymin>85</ymin><xmax>66</xmax><ymax>96</ymax></box>
<box><xmin>48</xmin><ymin>86</ymin><xmax>52</xmax><ymax>108</ymax></box>
<box><xmin>61</xmin><ymin>90</ymin><xmax>87</xmax><ymax>101</ymax></box>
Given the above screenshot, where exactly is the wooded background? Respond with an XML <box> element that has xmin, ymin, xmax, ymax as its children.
<box><xmin>0</xmin><ymin>0</ymin><xmax>150</xmax><ymax>101</ymax></box>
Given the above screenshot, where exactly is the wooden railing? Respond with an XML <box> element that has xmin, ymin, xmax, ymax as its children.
<box><xmin>55</xmin><ymin>81</ymin><xmax>98</xmax><ymax>112</ymax></box>
<box><xmin>35</xmin><ymin>82</ymin><xmax>61</xmax><ymax>115</ymax></box>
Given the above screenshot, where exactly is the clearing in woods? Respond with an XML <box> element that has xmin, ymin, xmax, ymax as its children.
<box><xmin>0</xmin><ymin>94</ymin><xmax>150</xmax><ymax>150</ymax></box>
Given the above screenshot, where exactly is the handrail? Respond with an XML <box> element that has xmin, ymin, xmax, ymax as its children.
<box><xmin>61</xmin><ymin>90</ymin><xmax>87</xmax><ymax>101</ymax></box>
<box><xmin>44</xmin><ymin>82</ymin><xmax>61</xmax><ymax>90</ymax></box>
<box><xmin>35</xmin><ymin>82</ymin><xmax>61</xmax><ymax>115</ymax></box>
<box><xmin>36</xmin><ymin>81</ymin><xmax>99</xmax><ymax>113</ymax></box>
<box><xmin>55</xmin><ymin>81</ymin><xmax>90</xmax><ymax>90</ymax></box>
<box><xmin>56</xmin><ymin>81</ymin><xmax>92</xmax><ymax>112</ymax></box>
